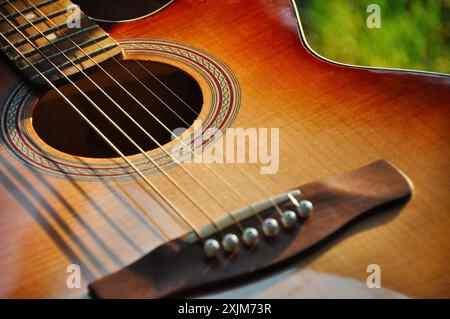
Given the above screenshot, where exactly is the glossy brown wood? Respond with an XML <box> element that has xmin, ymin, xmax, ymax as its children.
<box><xmin>89</xmin><ymin>160</ymin><xmax>412</xmax><ymax>298</ymax></box>
<box><xmin>0</xmin><ymin>0</ymin><xmax>449</xmax><ymax>298</ymax></box>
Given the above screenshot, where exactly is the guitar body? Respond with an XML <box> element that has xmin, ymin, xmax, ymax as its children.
<box><xmin>0</xmin><ymin>0</ymin><xmax>449</xmax><ymax>298</ymax></box>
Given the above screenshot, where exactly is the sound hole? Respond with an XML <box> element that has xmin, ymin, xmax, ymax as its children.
<box><xmin>72</xmin><ymin>0</ymin><xmax>174</xmax><ymax>22</ymax></box>
<box><xmin>32</xmin><ymin>59</ymin><xmax>203</xmax><ymax>158</ymax></box>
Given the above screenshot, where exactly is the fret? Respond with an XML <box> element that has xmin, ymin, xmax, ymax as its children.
<box><xmin>0</xmin><ymin>0</ymin><xmax>58</xmax><ymax>23</ymax></box>
<box><xmin>5</xmin><ymin>16</ymin><xmax>87</xmax><ymax>49</ymax></box>
<box><xmin>2</xmin><ymin>8</ymin><xmax>66</xmax><ymax>36</ymax></box>
<box><xmin>21</xmin><ymin>33</ymin><xmax>109</xmax><ymax>70</ymax></box>
<box><xmin>8</xmin><ymin>17</ymin><xmax>86</xmax><ymax>48</ymax></box>
<box><xmin>21</xmin><ymin>24</ymin><xmax>99</xmax><ymax>58</ymax></box>
<box><xmin>31</xmin><ymin>43</ymin><xmax>119</xmax><ymax>80</ymax></box>
<box><xmin>0</xmin><ymin>0</ymin><xmax>123</xmax><ymax>85</ymax></box>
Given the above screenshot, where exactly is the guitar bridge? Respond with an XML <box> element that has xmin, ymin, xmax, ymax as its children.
<box><xmin>89</xmin><ymin>160</ymin><xmax>413</xmax><ymax>299</ymax></box>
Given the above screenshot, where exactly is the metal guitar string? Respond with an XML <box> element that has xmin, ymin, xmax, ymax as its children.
<box><xmin>6</xmin><ymin>1</ymin><xmax>251</xmax><ymax>235</ymax></box>
<box><xmin>17</xmin><ymin>0</ymin><xmax>267</xmax><ymax>229</ymax></box>
<box><xmin>8</xmin><ymin>0</ymin><xmax>301</xmax><ymax>232</ymax></box>
<box><xmin>0</xmin><ymin>9</ymin><xmax>204</xmax><ymax>239</ymax></box>
<box><xmin>2</xmin><ymin>1</ymin><xmax>300</xmax><ymax>241</ymax></box>
<box><xmin>1</xmin><ymin>0</ymin><xmax>231</xmax><ymax>235</ymax></box>
<box><xmin>21</xmin><ymin>0</ymin><xmax>288</xmax><ymax>223</ymax></box>
<box><xmin>135</xmin><ymin>60</ymin><xmax>286</xmax><ymax>216</ymax></box>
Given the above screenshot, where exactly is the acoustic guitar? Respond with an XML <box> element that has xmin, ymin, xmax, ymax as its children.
<box><xmin>0</xmin><ymin>0</ymin><xmax>448</xmax><ymax>298</ymax></box>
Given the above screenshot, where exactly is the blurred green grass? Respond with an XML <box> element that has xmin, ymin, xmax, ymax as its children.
<box><xmin>296</xmin><ymin>0</ymin><xmax>449</xmax><ymax>74</ymax></box>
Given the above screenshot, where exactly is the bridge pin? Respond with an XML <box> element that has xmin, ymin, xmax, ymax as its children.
<box><xmin>262</xmin><ymin>218</ymin><xmax>280</xmax><ymax>237</ymax></box>
<box><xmin>203</xmin><ymin>238</ymin><xmax>220</xmax><ymax>258</ymax></box>
<box><xmin>242</xmin><ymin>227</ymin><xmax>259</xmax><ymax>246</ymax></box>
<box><xmin>281</xmin><ymin>210</ymin><xmax>298</xmax><ymax>228</ymax></box>
<box><xmin>222</xmin><ymin>233</ymin><xmax>239</xmax><ymax>252</ymax></box>
<box><xmin>297</xmin><ymin>200</ymin><xmax>313</xmax><ymax>218</ymax></box>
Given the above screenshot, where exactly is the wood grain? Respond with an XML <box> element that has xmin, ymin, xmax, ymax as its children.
<box><xmin>0</xmin><ymin>0</ymin><xmax>449</xmax><ymax>298</ymax></box>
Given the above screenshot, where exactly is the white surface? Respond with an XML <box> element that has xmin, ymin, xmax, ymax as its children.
<box><xmin>203</xmin><ymin>269</ymin><xmax>408</xmax><ymax>299</ymax></box>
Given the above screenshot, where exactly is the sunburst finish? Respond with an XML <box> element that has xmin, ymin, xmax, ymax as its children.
<box><xmin>0</xmin><ymin>0</ymin><xmax>449</xmax><ymax>298</ymax></box>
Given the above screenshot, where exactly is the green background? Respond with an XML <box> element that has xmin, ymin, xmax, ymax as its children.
<box><xmin>296</xmin><ymin>0</ymin><xmax>449</xmax><ymax>74</ymax></box>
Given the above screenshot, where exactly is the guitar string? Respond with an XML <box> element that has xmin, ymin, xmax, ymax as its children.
<box><xmin>19</xmin><ymin>0</ymin><xmax>287</xmax><ymax>223</ymax></box>
<box><xmin>112</xmin><ymin>179</ymin><xmax>170</xmax><ymax>240</ymax></box>
<box><xmin>7</xmin><ymin>2</ymin><xmax>248</xmax><ymax>234</ymax></box>
<box><xmin>3</xmin><ymin>1</ymin><xmax>299</xmax><ymax>237</ymax></box>
<box><xmin>134</xmin><ymin>60</ymin><xmax>286</xmax><ymax>216</ymax></box>
<box><xmin>0</xmin><ymin>9</ymin><xmax>204</xmax><ymax>239</ymax></box>
<box><xmin>20</xmin><ymin>0</ymin><xmax>264</xmax><ymax>227</ymax></box>
<box><xmin>118</xmin><ymin>60</ymin><xmax>285</xmax><ymax>216</ymax></box>
<box><xmin>8</xmin><ymin>0</ymin><xmax>262</xmax><ymax>229</ymax></box>
<box><xmin>1</xmin><ymin>1</ymin><xmax>230</xmax><ymax>235</ymax></box>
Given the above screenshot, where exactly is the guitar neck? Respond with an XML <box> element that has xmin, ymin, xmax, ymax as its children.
<box><xmin>0</xmin><ymin>0</ymin><xmax>122</xmax><ymax>85</ymax></box>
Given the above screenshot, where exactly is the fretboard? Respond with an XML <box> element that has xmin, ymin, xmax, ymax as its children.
<box><xmin>0</xmin><ymin>0</ymin><xmax>123</xmax><ymax>85</ymax></box>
